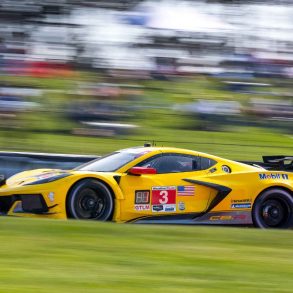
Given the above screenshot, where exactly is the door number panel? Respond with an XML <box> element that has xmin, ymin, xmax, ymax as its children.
<box><xmin>151</xmin><ymin>186</ymin><xmax>176</xmax><ymax>204</ymax></box>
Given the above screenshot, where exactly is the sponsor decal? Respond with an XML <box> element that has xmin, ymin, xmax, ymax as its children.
<box><xmin>135</xmin><ymin>190</ymin><xmax>150</xmax><ymax>204</ymax></box>
<box><xmin>152</xmin><ymin>204</ymin><xmax>176</xmax><ymax>212</ymax></box>
<box><xmin>231</xmin><ymin>198</ymin><xmax>252</xmax><ymax>209</ymax></box>
<box><xmin>135</xmin><ymin>204</ymin><xmax>150</xmax><ymax>211</ymax></box>
<box><xmin>152</xmin><ymin>205</ymin><xmax>164</xmax><ymax>212</ymax></box>
<box><xmin>177</xmin><ymin>185</ymin><xmax>195</xmax><ymax>196</ymax></box>
<box><xmin>222</xmin><ymin>165</ymin><xmax>231</xmax><ymax>173</ymax></box>
<box><xmin>259</xmin><ymin>173</ymin><xmax>289</xmax><ymax>180</ymax></box>
<box><xmin>128</xmin><ymin>149</ymin><xmax>151</xmax><ymax>155</ymax></box>
<box><xmin>209</xmin><ymin>214</ymin><xmax>247</xmax><ymax>221</ymax></box>
<box><xmin>231</xmin><ymin>203</ymin><xmax>251</xmax><ymax>209</ymax></box>
<box><xmin>231</xmin><ymin>199</ymin><xmax>251</xmax><ymax>203</ymax></box>
<box><xmin>178</xmin><ymin>201</ymin><xmax>185</xmax><ymax>211</ymax></box>
<box><xmin>164</xmin><ymin>205</ymin><xmax>176</xmax><ymax>212</ymax></box>
<box><xmin>152</xmin><ymin>186</ymin><xmax>176</xmax><ymax>205</ymax></box>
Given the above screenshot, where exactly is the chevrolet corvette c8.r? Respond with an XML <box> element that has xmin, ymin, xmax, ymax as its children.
<box><xmin>0</xmin><ymin>146</ymin><xmax>292</xmax><ymax>228</ymax></box>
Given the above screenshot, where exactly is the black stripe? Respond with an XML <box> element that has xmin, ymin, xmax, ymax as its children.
<box><xmin>183</xmin><ymin>179</ymin><xmax>231</xmax><ymax>212</ymax></box>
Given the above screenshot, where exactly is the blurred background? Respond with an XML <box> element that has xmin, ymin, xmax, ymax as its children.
<box><xmin>0</xmin><ymin>0</ymin><xmax>292</xmax><ymax>160</ymax></box>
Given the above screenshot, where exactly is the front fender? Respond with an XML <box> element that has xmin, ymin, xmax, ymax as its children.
<box><xmin>64</xmin><ymin>173</ymin><xmax>125</xmax><ymax>200</ymax></box>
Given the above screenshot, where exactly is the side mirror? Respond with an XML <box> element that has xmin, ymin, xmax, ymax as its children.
<box><xmin>128</xmin><ymin>167</ymin><xmax>157</xmax><ymax>175</ymax></box>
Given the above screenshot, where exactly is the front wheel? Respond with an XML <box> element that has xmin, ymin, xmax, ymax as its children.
<box><xmin>67</xmin><ymin>179</ymin><xmax>114</xmax><ymax>221</ymax></box>
<box><xmin>252</xmin><ymin>189</ymin><xmax>293</xmax><ymax>229</ymax></box>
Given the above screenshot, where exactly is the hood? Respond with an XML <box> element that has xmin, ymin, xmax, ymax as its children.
<box><xmin>6</xmin><ymin>169</ymin><xmax>71</xmax><ymax>186</ymax></box>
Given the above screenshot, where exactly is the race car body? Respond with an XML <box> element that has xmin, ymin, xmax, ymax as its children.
<box><xmin>0</xmin><ymin>146</ymin><xmax>292</xmax><ymax>228</ymax></box>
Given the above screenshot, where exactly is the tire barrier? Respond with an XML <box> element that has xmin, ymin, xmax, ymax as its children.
<box><xmin>0</xmin><ymin>151</ymin><xmax>98</xmax><ymax>178</ymax></box>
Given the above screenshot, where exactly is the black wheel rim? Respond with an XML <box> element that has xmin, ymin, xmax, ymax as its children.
<box><xmin>75</xmin><ymin>188</ymin><xmax>106</xmax><ymax>219</ymax></box>
<box><xmin>260</xmin><ymin>199</ymin><xmax>289</xmax><ymax>227</ymax></box>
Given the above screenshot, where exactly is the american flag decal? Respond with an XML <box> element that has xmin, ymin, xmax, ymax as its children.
<box><xmin>177</xmin><ymin>185</ymin><xmax>195</xmax><ymax>196</ymax></box>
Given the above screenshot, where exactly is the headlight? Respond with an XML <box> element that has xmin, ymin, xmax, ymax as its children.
<box><xmin>25</xmin><ymin>173</ymin><xmax>71</xmax><ymax>185</ymax></box>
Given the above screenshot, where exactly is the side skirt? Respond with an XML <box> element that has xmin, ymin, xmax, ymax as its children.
<box><xmin>131</xmin><ymin>211</ymin><xmax>253</xmax><ymax>225</ymax></box>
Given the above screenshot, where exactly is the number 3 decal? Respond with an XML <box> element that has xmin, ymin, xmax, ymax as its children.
<box><xmin>151</xmin><ymin>187</ymin><xmax>176</xmax><ymax>205</ymax></box>
<box><xmin>159</xmin><ymin>190</ymin><xmax>168</xmax><ymax>204</ymax></box>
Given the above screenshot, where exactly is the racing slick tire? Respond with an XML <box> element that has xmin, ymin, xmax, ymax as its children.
<box><xmin>66</xmin><ymin>179</ymin><xmax>114</xmax><ymax>221</ymax></box>
<box><xmin>252</xmin><ymin>188</ymin><xmax>293</xmax><ymax>229</ymax></box>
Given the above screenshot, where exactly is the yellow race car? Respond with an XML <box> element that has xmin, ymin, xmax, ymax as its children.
<box><xmin>0</xmin><ymin>145</ymin><xmax>292</xmax><ymax>228</ymax></box>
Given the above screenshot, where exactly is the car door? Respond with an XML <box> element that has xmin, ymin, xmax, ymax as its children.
<box><xmin>118</xmin><ymin>153</ymin><xmax>217</xmax><ymax>221</ymax></box>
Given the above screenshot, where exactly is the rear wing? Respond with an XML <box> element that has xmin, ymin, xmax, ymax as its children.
<box><xmin>241</xmin><ymin>156</ymin><xmax>293</xmax><ymax>172</ymax></box>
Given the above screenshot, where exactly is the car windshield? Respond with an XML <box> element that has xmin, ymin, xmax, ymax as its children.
<box><xmin>76</xmin><ymin>150</ymin><xmax>147</xmax><ymax>172</ymax></box>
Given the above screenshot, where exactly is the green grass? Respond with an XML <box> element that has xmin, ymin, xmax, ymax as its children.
<box><xmin>0</xmin><ymin>127</ymin><xmax>292</xmax><ymax>160</ymax></box>
<box><xmin>0</xmin><ymin>218</ymin><xmax>293</xmax><ymax>292</ymax></box>
<box><xmin>0</xmin><ymin>74</ymin><xmax>292</xmax><ymax>160</ymax></box>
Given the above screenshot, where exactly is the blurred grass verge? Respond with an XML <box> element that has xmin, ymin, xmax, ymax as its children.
<box><xmin>0</xmin><ymin>74</ymin><xmax>292</xmax><ymax>160</ymax></box>
<box><xmin>0</xmin><ymin>217</ymin><xmax>293</xmax><ymax>292</ymax></box>
<box><xmin>0</xmin><ymin>128</ymin><xmax>291</xmax><ymax>160</ymax></box>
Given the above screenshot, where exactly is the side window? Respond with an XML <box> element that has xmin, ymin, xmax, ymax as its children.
<box><xmin>138</xmin><ymin>154</ymin><xmax>201</xmax><ymax>174</ymax></box>
<box><xmin>200</xmin><ymin>157</ymin><xmax>217</xmax><ymax>170</ymax></box>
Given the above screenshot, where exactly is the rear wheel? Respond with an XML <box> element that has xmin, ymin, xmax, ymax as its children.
<box><xmin>67</xmin><ymin>179</ymin><xmax>114</xmax><ymax>221</ymax></box>
<box><xmin>252</xmin><ymin>189</ymin><xmax>293</xmax><ymax>229</ymax></box>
